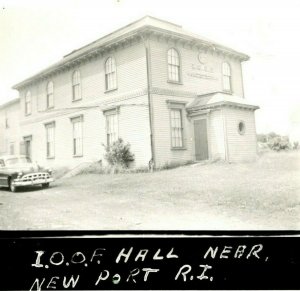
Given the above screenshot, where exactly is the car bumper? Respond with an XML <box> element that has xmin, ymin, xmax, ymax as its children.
<box><xmin>12</xmin><ymin>177</ymin><xmax>54</xmax><ymax>187</ymax></box>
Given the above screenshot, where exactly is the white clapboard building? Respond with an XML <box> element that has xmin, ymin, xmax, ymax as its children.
<box><xmin>0</xmin><ymin>98</ymin><xmax>21</xmax><ymax>156</ymax></box>
<box><xmin>3</xmin><ymin>16</ymin><xmax>259</xmax><ymax>168</ymax></box>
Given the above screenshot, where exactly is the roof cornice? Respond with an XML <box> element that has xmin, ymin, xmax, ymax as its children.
<box><xmin>188</xmin><ymin>100</ymin><xmax>260</xmax><ymax>112</ymax></box>
<box><xmin>13</xmin><ymin>18</ymin><xmax>249</xmax><ymax>90</ymax></box>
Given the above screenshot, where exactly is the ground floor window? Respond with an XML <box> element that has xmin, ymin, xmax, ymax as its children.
<box><xmin>106</xmin><ymin>113</ymin><xmax>118</xmax><ymax>146</ymax></box>
<box><xmin>170</xmin><ymin>108</ymin><xmax>184</xmax><ymax>148</ymax></box>
<box><xmin>23</xmin><ymin>136</ymin><xmax>32</xmax><ymax>158</ymax></box>
<box><xmin>45</xmin><ymin>122</ymin><xmax>55</xmax><ymax>158</ymax></box>
<box><xmin>9</xmin><ymin>143</ymin><xmax>15</xmax><ymax>155</ymax></box>
<box><xmin>71</xmin><ymin>116</ymin><xmax>83</xmax><ymax>156</ymax></box>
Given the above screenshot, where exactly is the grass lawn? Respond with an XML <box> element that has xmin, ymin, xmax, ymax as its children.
<box><xmin>0</xmin><ymin>151</ymin><xmax>299</xmax><ymax>230</ymax></box>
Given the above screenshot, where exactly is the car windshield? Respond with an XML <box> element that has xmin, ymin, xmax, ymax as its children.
<box><xmin>5</xmin><ymin>157</ymin><xmax>32</xmax><ymax>165</ymax></box>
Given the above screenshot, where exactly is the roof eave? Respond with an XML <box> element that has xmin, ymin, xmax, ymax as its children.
<box><xmin>12</xmin><ymin>23</ymin><xmax>250</xmax><ymax>90</ymax></box>
<box><xmin>0</xmin><ymin>97</ymin><xmax>20</xmax><ymax>109</ymax></box>
<box><xmin>188</xmin><ymin>101</ymin><xmax>259</xmax><ymax>112</ymax></box>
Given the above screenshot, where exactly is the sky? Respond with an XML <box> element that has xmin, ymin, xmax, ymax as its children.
<box><xmin>0</xmin><ymin>0</ymin><xmax>300</xmax><ymax>139</ymax></box>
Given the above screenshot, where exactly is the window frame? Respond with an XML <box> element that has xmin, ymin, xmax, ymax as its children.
<box><xmin>104</xmin><ymin>57</ymin><xmax>117</xmax><ymax>92</ymax></box>
<box><xmin>45</xmin><ymin>121</ymin><xmax>55</xmax><ymax>159</ymax></box>
<box><xmin>46</xmin><ymin>81</ymin><xmax>54</xmax><ymax>109</ymax></box>
<box><xmin>9</xmin><ymin>143</ymin><xmax>15</xmax><ymax>155</ymax></box>
<box><xmin>72</xmin><ymin>70</ymin><xmax>82</xmax><ymax>101</ymax></box>
<box><xmin>104</xmin><ymin>108</ymin><xmax>119</xmax><ymax>147</ymax></box>
<box><xmin>222</xmin><ymin>62</ymin><xmax>232</xmax><ymax>92</ymax></box>
<box><xmin>25</xmin><ymin>91</ymin><xmax>31</xmax><ymax>116</ymax></box>
<box><xmin>238</xmin><ymin>120</ymin><xmax>246</xmax><ymax>135</ymax></box>
<box><xmin>166</xmin><ymin>101</ymin><xmax>187</xmax><ymax>150</ymax></box>
<box><xmin>5</xmin><ymin>117</ymin><xmax>9</xmax><ymax>129</ymax></box>
<box><xmin>70</xmin><ymin>115</ymin><xmax>83</xmax><ymax>157</ymax></box>
<box><xmin>167</xmin><ymin>48</ymin><xmax>182</xmax><ymax>84</ymax></box>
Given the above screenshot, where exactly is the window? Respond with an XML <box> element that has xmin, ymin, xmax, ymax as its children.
<box><xmin>222</xmin><ymin>62</ymin><xmax>231</xmax><ymax>92</ymax></box>
<box><xmin>45</xmin><ymin>122</ymin><xmax>55</xmax><ymax>158</ymax></box>
<box><xmin>5</xmin><ymin>117</ymin><xmax>9</xmax><ymax>129</ymax></box>
<box><xmin>170</xmin><ymin>109</ymin><xmax>184</xmax><ymax>148</ymax></box>
<box><xmin>105</xmin><ymin>57</ymin><xmax>117</xmax><ymax>91</ymax></box>
<box><xmin>106</xmin><ymin>112</ymin><xmax>118</xmax><ymax>146</ymax></box>
<box><xmin>47</xmin><ymin>81</ymin><xmax>54</xmax><ymax>109</ymax></box>
<box><xmin>167</xmin><ymin>48</ymin><xmax>180</xmax><ymax>83</ymax></box>
<box><xmin>71</xmin><ymin>116</ymin><xmax>83</xmax><ymax>156</ymax></box>
<box><xmin>9</xmin><ymin>143</ymin><xmax>15</xmax><ymax>155</ymax></box>
<box><xmin>25</xmin><ymin>91</ymin><xmax>31</xmax><ymax>115</ymax></box>
<box><xmin>72</xmin><ymin>70</ymin><xmax>81</xmax><ymax>101</ymax></box>
<box><xmin>238</xmin><ymin>121</ymin><xmax>246</xmax><ymax>135</ymax></box>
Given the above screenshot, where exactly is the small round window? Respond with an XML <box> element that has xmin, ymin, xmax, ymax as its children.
<box><xmin>238</xmin><ymin>121</ymin><xmax>246</xmax><ymax>135</ymax></box>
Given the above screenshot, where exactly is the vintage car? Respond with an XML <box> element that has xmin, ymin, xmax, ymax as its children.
<box><xmin>0</xmin><ymin>155</ymin><xmax>54</xmax><ymax>192</ymax></box>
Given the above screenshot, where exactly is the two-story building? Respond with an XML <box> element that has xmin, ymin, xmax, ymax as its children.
<box><xmin>11</xmin><ymin>16</ymin><xmax>259</xmax><ymax>169</ymax></box>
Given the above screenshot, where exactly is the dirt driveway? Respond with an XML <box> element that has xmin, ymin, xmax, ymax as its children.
<box><xmin>0</xmin><ymin>151</ymin><xmax>299</xmax><ymax>230</ymax></box>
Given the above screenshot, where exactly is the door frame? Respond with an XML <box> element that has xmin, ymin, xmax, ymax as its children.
<box><xmin>193</xmin><ymin>116</ymin><xmax>210</xmax><ymax>161</ymax></box>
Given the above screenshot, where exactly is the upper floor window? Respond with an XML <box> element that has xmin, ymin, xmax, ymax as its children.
<box><xmin>25</xmin><ymin>91</ymin><xmax>31</xmax><ymax>115</ymax></box>
<box><xmin>72</xmin><ymin>70</ymin><xmax>81</xmax><ymax>101</ymax></box>
<box><xmin>47</xmin><ymin>81</ymin><xmax>54</xmax><ymax>109</ymax></box>
<box><xmin>222</xmin><ymin>62</ymin><xmax>231</xmax><ymax>92</ymax></box>
<box><xmin>105</xmin><ymin>57</ymin><xmax>117</xmax><ymax>91</ymax></box>
<box><xmin>167</xmin><ymin>48</ymin><xmax>181</xmax><ymax>83</ymax></box>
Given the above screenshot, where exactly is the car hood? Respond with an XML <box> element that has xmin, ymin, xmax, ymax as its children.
<box><xmin>4</xmin><ymin>163</ymin><xmax>42</xmax><ymax>174</ymax></box>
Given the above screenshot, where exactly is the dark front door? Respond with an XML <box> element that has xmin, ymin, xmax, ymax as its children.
<box><xmin>194</xmin><ymin>119</ymin><xmax>209</xmax><ymax>161</ymax></box>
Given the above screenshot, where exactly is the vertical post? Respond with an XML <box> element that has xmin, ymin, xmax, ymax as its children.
<box><xmin>140</xmin><ymin>34</ymin><xmax>155</xmax><ymax>170</ymax></box>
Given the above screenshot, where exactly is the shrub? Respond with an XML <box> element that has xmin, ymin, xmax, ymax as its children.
<box><xmin>293</xmin><ymin>141</ymin><xmax>299</xmax><ymax>150</ymax></box>
<box><xmin>267</xmin><ymin>136</ymin><xmax>291</xmax><ymax>151</ymax></box>
<box><xmin>103</xmin><ymin>138</ymin><xmax>134</xmax><ymax>168</ymax></box>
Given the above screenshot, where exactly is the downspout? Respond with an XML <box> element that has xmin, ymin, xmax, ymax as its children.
<box><xmin>140</xmin><ymin>34</ymin><xmax>155</xmax><ymax>169</ymax></box>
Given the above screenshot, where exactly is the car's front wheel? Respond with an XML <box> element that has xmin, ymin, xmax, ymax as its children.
<box><xmin>9</xmin><ymin>178</ymin><xmax>17</xmax><ymax>193</ymax></box>
<box><xmin>42</xmin><ymin>183</ymin><xmax>49</xmax><ymax>188</ymax></box>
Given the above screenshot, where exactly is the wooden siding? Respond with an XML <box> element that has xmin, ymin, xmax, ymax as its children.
<box><xmin>15</xmin><ymin>40</ymin><xmax>151</xmax><ymax>169</ymax></box>
<box><xmin>0</xmin><ymin>102</ymin><xmax>21</xmax><ymax>155</ymax></box>
<box><xmin>18</xmin><ymin>40</ymin><xmax>147</xmax><ymax>120</ymax></box>
<box><xmin>18</xmin><ymin>94</ymin><xmax>150</xmax><ymax>169</ymax></box>
<box><xmin>151</xmin><ymin>93</ymin><xmax>194</xmax><ymax>167</ymax></box>
<box><xmin>119</xmin><ymin>102</ymin><xmax>151</xmax><ymax>167</ymax></box>
<box><xmin>224</xmin><ymin>107</ymin><xmax>258</xmax><ymax>162</ymax></box>
<box><xmin>209</xmin><ymin>109</ymin><xmax>226</xmax><ymax>160</ymax></box>
<box><xmin>149</xmin><ymin>37</ymin><xmax>245</xmax><ymax>97</ymax></box>
<box><xmin>12</xmin><ymin>33</ymin><xmax>255</xmax><ymax>169</ymax></box>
